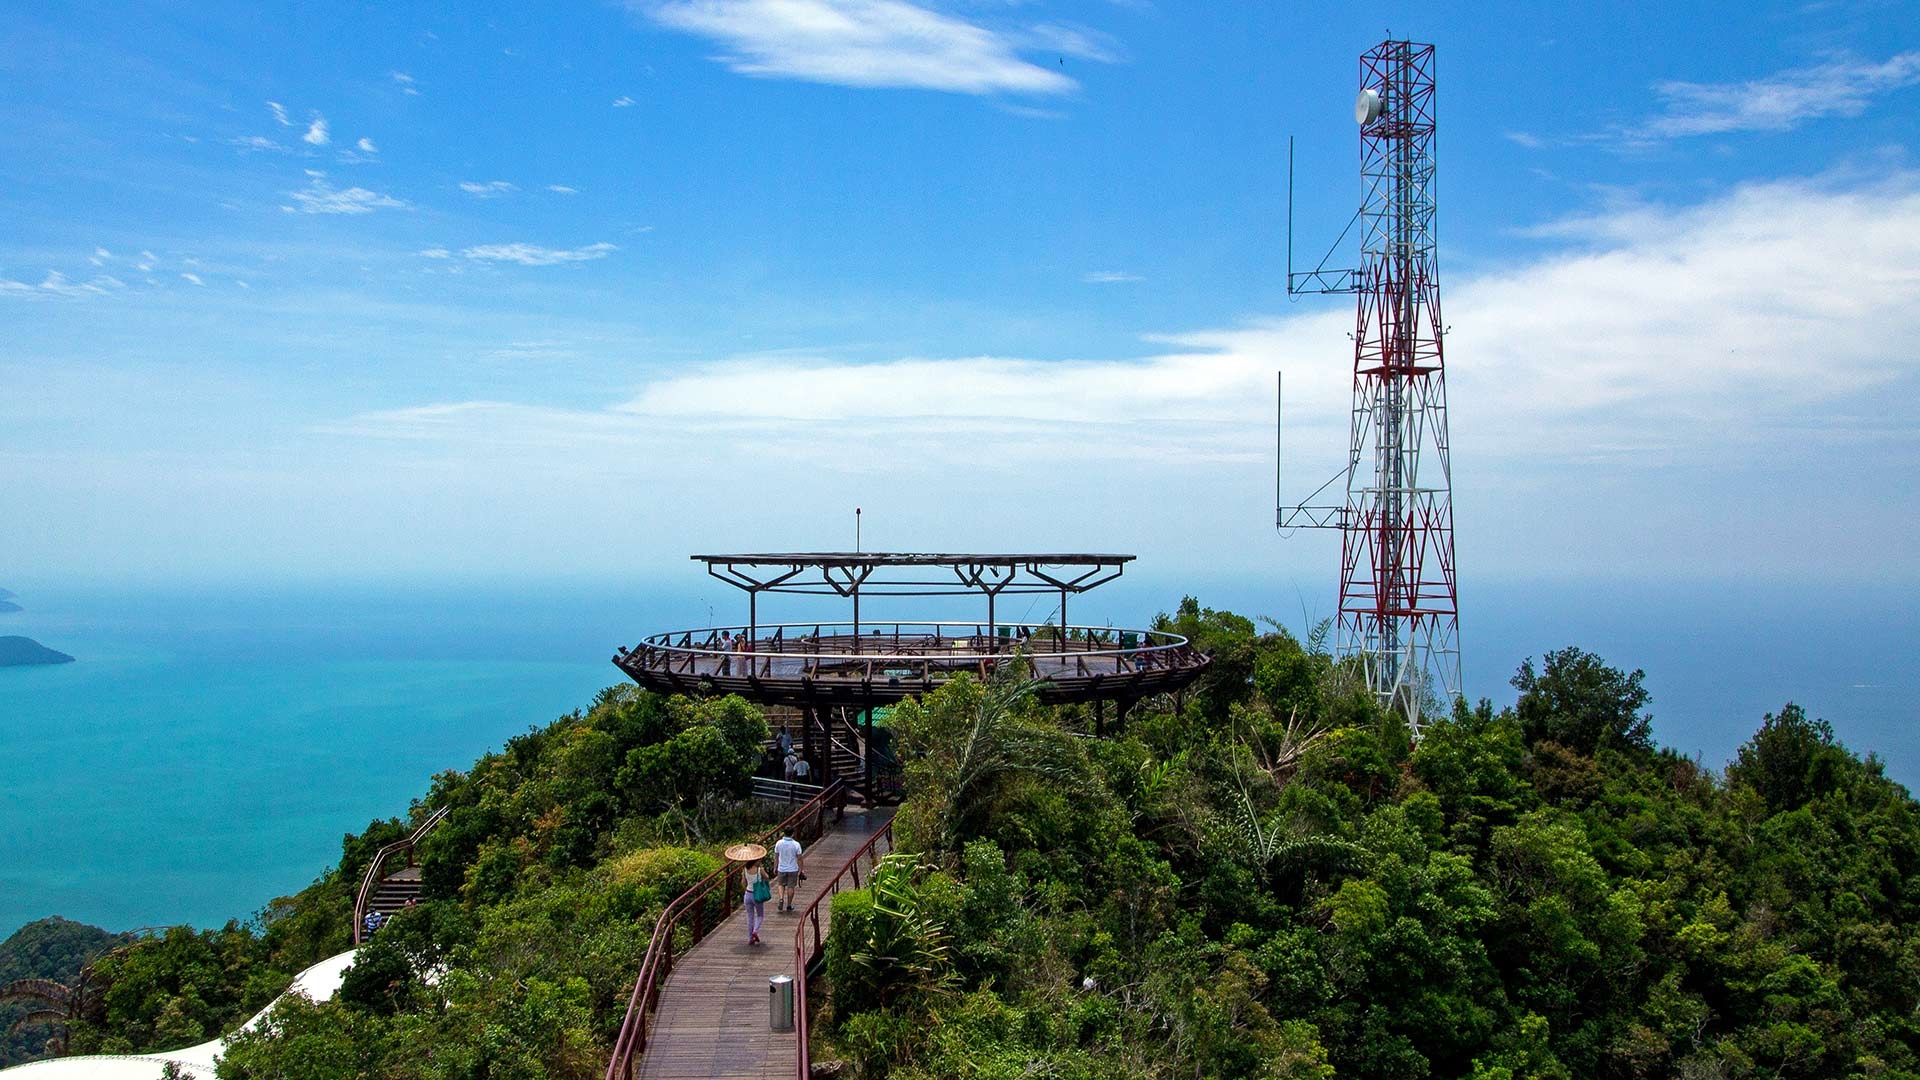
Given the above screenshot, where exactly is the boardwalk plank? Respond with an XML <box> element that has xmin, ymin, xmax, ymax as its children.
<box><xmin>635</xmin><ymin>807</ymin><xmax>893</xmax><ymax>1080</ymax></box>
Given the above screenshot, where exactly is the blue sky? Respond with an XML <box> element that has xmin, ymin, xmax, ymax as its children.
<box><xmin>3</xmin><ymin>0</ymin><xmax>1919</xmax><ymax>592</ymax></box>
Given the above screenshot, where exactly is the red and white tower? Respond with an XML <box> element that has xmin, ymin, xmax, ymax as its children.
<box><xmin>1281</xmin><ymin>40</ymin><xmax>1459</xmax><ymax>737</ymax></box>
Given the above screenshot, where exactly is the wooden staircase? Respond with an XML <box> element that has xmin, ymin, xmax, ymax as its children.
<box><xmin>354</xmin><ymin>806</ymin><xmax>447</xmax><ymax>944</ymax></box>
<box><xmin>754</xmin><ymin>705</ymin><xmax>900</xmax><ymax>806</ymax></box>
<box><xmin>365</xmin><ymin>864</ymin><xmax>423</xmax><ymax>916</ymax></box>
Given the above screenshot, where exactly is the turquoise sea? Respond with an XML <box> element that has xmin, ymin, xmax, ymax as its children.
<box><xmin>1</xmin><ymin>577</ymin><xmax>1914</xmax><ymax>937</ymax></box>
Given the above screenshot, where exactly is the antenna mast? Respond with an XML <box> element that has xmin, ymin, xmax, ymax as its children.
<box><xmin>1279</xmin><ymin>40</ymin><xmax>1459</xmax><ymax>738</ymax></box>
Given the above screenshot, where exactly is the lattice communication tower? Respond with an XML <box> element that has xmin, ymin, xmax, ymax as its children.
<box><xmin>1280</xmin><ymin>40</ymin><xmax>1459</xmax><ymax>737</ymax></box>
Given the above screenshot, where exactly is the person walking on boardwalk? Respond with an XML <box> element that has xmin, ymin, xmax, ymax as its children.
<box><xmin>743</xmin><ymin>859</ymin><xmax>770</xmax><ymax>945</ymax></box>
<box><xmin>727</xmin><ymin>842</ymin><xmax>771</xmax><ymax>945</ymax></box>
<box><xmin>773</xmin><ymin>830</ymin><xmax>805</xmax><ymax>912</ymax></box>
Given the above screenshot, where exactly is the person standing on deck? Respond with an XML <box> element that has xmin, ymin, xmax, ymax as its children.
<box><xmin>773</xmin><ymin>831</ymin><xmax>804</xmax><ymax>912</ymax></box>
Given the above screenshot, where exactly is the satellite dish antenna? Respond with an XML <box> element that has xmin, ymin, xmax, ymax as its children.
<box><xmin>1355</xmin><ymin>87</ymin><xmax>1383</xmax><ymax>125</ymax></box>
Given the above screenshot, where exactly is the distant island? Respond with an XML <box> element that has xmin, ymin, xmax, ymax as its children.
<box><xmin>0</xmin><ymin>588</ymin><xmax>17</xmax><ymax>614</ymax></box>
<box><xmin>0</xmin><ymin>637</ymin><xmax>74</xmax><ymax>666</ymax></box>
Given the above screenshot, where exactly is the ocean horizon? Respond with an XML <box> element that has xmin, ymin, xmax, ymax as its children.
<box><xmin>2</xmin><ymin>575</ymin><xmax>1913</xmax><ymax>938</ymax></box>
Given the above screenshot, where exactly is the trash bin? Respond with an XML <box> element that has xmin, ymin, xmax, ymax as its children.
<box><xmin>768</xmin><ymin>975</ymin><xmax>794</xmax><ymax>1032</ymax></box>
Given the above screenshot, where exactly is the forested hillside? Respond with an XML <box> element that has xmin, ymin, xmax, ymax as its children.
<box><xmin>32</xmin><ymin>598</ymin><xmax>1919</xmax><ymax>1079</ymax></box>
<box><xmin>817</xmin><ymin>600</ymin><xmax>1920</xmax><ymax>1079</ymax></box>
<box><xmin>0</xmin><ymin>918</ymin><xmax>128</xmax><ymax>1066</ymax></box>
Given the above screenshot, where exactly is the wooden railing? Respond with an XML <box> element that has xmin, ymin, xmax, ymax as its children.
<box><xmin>604</xmin><ymin>779</ymin><xmax>847</xmax><ymax>1080</ymax></box>
<box><xmin>792</xmin><ymin>815</ymin><xmax>896</xmax><ymax>1080</ymax></box>
<box><xmin>352</xmin><ymin>805</ymin><xmax>448</xmax><ymax>946</ymax></box>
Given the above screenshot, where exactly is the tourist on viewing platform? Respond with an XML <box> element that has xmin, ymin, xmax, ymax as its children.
<box><xmin>363</xmin><ymin>909</ymin><xmax>384</xmax><ymax>936</ymax></box>
<box><xmin>717</xmin><ymin>630</ymin><xmax>734</xmax><ymax>674</ymax></box>
<box><xmin>792</xmin><ymin>754</ymin><xmax>813</xmax><ymax>784</ymax></box>
<box><xmin>783</xmin><ymin>750</ymin><xmax>801</xmax><ymax>782</ymax></box>
<box><xmin>775</xmin><ymin>723</ymin><xmax>793</xmax><ymax>757</ymax></box>
<box><xmin>773</xmin><ymin>831</ymin><xmax>804</xmax><ymax>911</ymax></box>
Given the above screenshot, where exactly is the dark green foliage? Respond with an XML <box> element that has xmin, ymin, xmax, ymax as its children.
<box><xmin>817</xmin><ymin>608</ymin><xmax>1920</xmax><ymax>1080</ymax></box>
<box><xmin>1728</xmin><ymin>703</ymin><xmax>1852</xmax><ymax>813</ymax></box>
<box><xmin>49</xmin><ymin>683</ymin><xmax>775</xmax><ymax>1078</ymax></box>
<box><xmin>49</xmin><ymin>612</ymin><xmax>1920</xmax><ymax>1080</ymax></box>
<box><xmin>0</xmin><ymin>917</ymin><xmax>128</xmax><ymax>1065</ymax></box>
<box><xmin>1512</xmin><ymin>646</ymin><xmax>1653</xmax><ymax>755</ymax></box>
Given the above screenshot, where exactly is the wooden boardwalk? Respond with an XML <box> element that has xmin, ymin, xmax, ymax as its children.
<box><xmin>636</xmin><ymin>807</ymin><xmax>894</xmax><ymax>1080</ymax></box>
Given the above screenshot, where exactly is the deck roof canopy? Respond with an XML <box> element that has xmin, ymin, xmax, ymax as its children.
<box><xmin>691</xmin><ymin>552</ymin><xmax>1135</xmax><ymax>597</ymax></box>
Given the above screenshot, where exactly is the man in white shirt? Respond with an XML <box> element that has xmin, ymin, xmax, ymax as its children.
<box><xmin>773</xmin><ymin>831</ymin><xmax>804</xmax><ymax>911</ymax></box>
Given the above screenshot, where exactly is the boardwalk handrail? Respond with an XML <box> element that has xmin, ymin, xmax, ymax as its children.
<box><xmin>792</xmin><ymin>814</ymin><xmax>896</xmax><ymax>1080</ymax></box>
<box><xmin>605</xmin><ymin>779</ymin><xmax>847</xmax><ymax>1080</ymax></box>
<box><xmin>352</xmin><ymin>805</ymin><xmax>449</xmax><ymax>945</ymax></box>
<box><xmin>750</xmin><ymin>775</ymin><xmax>826</xmax><ymax>803</ymax></box>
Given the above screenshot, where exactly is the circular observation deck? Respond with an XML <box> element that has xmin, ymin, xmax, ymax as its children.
<box><xmin>614</xmin><ymin>621</ymin><xmax>1209</xmax><ymax>706</ymax></box>
<box><xmin>612</xmin><ymin>552</ymin><xmax>1211</xmax><ymax>707</ymax></box>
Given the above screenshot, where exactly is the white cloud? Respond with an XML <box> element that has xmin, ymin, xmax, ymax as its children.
<box><xmin>547</xmin><ymin>184</ymin><xmax>579</xmax><ymax>194</ymax></box>
<box><xmin>641</xmin><ymin>0</ymin><xmax>1078</xmax><ymax>95</ymax></box>
<box><xmin>180</xmin><ymin>272</ymin><xmax>204</xmax><ymax>286</ymax></box>
<box><xmin>392</xmin><ymin>72</ymin><xmax>421</xmax><ymax>95</ymax></box>
<box><xmin>286</xmin><ymin>177</ymin><xmax>409</xmax><ymax>214</ymax></box>
<box><xmin>612</xmin><ymin>95</ymin><xmax>636</xmax><ymax>107</ymax></box>
<box><xmin>0</xmin><ymin>271</ymin><xmax>128</xmax><ymax>299</ymax></box>
<box><xmin>230</xmin><ymin>135</ymin><xmax>290</xmax><ymax>153</ymax></box>
<box><xmin>1634</xmin><ymin>51</ymin><xmax>1920</xmax><ymax>139</ymax></box>
<box><xmin>303</xmin><ymin>115</ymin><xmax>330</xmax><ymax>146</ymax></box>
<box><xmin>459</xmin><ymin>180</ymin><xmax>518</xmax><ymax>198</ymax></box>
<box><xmin>459</xmin><ymin>241</ymin><xmax>618</xmax><ymax>265</ymax></box>
<box><xmin>136</xmin><ymin>251</ymin><xmax>156</xmax><ymax>272</ymax></box>
<box><xmin>1504</xmin><ymin>131</ymin><xmax>1545</xmax><ymax>149</ymax></box>
<box><xmin>356</xmin><ymin>137</ymin><xmax>378</xmax><ymax>153</ymax></box>
<box><xmin>1082</xmin><ymin>270</ymin><xmax>1142</xmax><ymax>284</ymax></box>
<box><xmin>995</xmin><ymin>103</ymin><xmax>1067</xmax><ymax>121</ymax></box>
<box><xmin>90</xmin><ymin>247</ymin><xmax>111</xmax><ymax>266</ymax></box>
<box><xmin>347</xmin><ymin>174</ymin><xmax>1920</xmax><ymax>471</ymax></box>
<box><xmin>418</xmin><ymin>248</ymin><xmax>453</xmax><ymax>259</ymax></box>
<box><xmin>1022</xmin><ymin>22</ymin><xmax>1121</xmax><ymax>64</ymax></box>
<box><xmin>41</xmin><ymin>271</ymin><xmax>108</xmax><ymax>296</ymax></box>
<box><xmin>267</xmin><ymin>101</ymin><xmax>291</xmax><ymax>126</ymax></box>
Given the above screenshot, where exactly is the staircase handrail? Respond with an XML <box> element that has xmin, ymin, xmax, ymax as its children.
<box><xmin>352</xmin><ymin>804</ymin><xmax>449</xmax><ymax>945</ymax></box>
<box><xmin>605</xmin><ymin>778</ymin><xmax>847</xmax><ymax>1080</ymax></box>
<box><xmin>792</xmin><ymin>814</ymin><xmax>896</xmax><ymax>1079</ymax></box>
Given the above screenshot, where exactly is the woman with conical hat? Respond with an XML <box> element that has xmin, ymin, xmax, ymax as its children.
<box><xmin>728</xmin><ymin>843</ymin><xmax>770</xmax><ymax>946</ymax></box>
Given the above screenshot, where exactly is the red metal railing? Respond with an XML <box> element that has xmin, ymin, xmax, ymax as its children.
<box><xmin>792</xmin><ymin>814</ymin><xmax>896</xmax><ymax>1080</ymax></box>
<box><xmin>604</xmin><ymin>780</ymin><xmax>846</xmax><ymax>1080</ymax></box>
<box><xmin>352</xmin><ymin>805</ymin><xmax>448</xmax><ymax>946</ymax></box>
